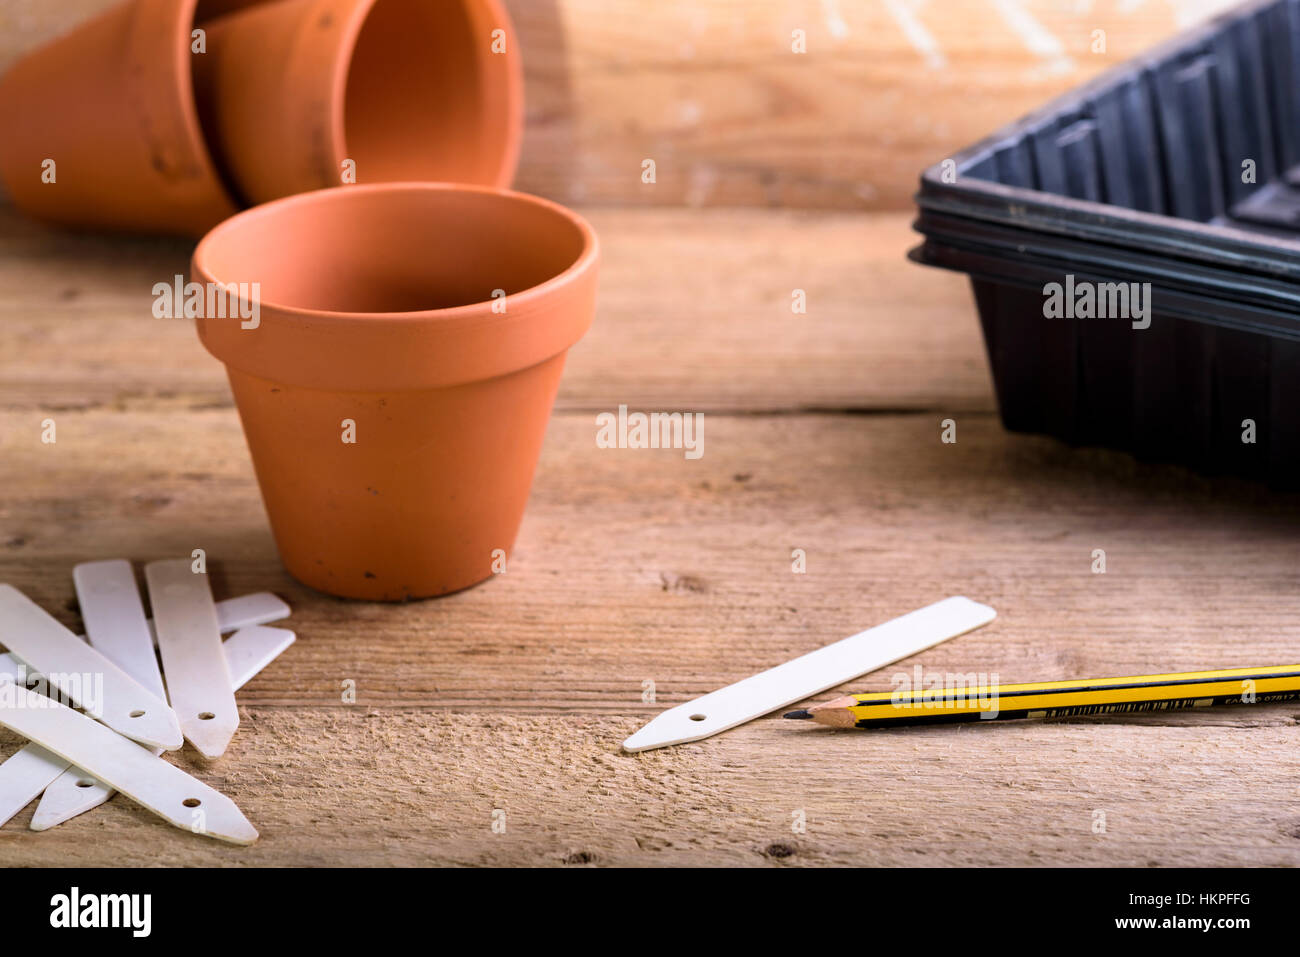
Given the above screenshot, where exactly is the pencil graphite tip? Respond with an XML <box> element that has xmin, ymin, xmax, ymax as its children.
<box><xmin>783</xmin><ymin>709</ymin><xmax>812</xmax><ymax>719</ymax></box>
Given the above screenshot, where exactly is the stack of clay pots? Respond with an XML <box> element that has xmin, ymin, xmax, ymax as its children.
<box><xmin>0</xmin><ymin>0</ymin><xmax>523</xmax><ymax>235</ymax></box>
<box><xmin>0</xmin><ymin>0</ymin><xmax>600</xmax><ymax>603</ymax></box>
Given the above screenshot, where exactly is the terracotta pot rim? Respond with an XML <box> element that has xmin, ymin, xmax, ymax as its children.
<box><xmin>131</xmin><ymin>0</ymin><xmax>240</xmax><ymax>223</ymax></box>
<box><xmin>464</xmin><ymin>0</ymin><xmax>525</xmax><ymax>187</ymax></box>
<box><xmin>324</xmin><ymin>0</ymin><xmax>380</xmax><ymax>174</ymax></box>
<box><xmin>192</xmin><ymin>181</ymin><xmax>598</xmax><ymax>324</ymax></box>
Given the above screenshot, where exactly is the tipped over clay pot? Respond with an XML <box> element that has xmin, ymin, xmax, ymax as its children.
<box><xmin>192</xmin><ymin>183</ymin><xmax>598</xmax><ymax>601</ymax></box>
<box><xmin>0</xmin><ymin>0</ymin><xmax>238</xmax><ymax>236</ymax></box>
<box><xmin>192</xmin><ymin>0</ymin><xmax>523</xmax><ymax>206</ymax></box>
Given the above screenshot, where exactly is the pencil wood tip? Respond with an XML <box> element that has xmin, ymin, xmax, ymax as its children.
<box><xmin>813</xmin><ymin>707</ymin><xmax>858</xmax><ymax>728</ymax></box>
<box><xmin>783</xmin><ymin>709</ymin><xmax>812</xmax><ymax>719</ymax></box>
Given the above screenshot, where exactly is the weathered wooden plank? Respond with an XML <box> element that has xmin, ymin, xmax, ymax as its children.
<box><xmin>0</xmin><ymin>0</ymin><xmax>1238</xmax><ymax>209</ymax></box>
<box><xmin>0</xmin><ymin>206</ymin><xmax>995</xmax><ymax>413</ymax></box>
<box><xmin>3</xmin><ymin>408</ymin><xmax>1299</xmax><ymax>717</ymax></box>
<box><xmin>3</xmin><ymin>711</ymin><xmax>1298</xmax><ymax>866</ymax></box>
<box><xmin>4</xmin><ymin>349</ymin><xmax>1300</xmax><ymax>863</ymax></box>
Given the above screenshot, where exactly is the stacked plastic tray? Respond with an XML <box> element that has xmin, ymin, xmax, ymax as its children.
<box><xmin>912</xmin><ymin>0</ymin><xmax>1300</xmax><ymax>486</ymax></box>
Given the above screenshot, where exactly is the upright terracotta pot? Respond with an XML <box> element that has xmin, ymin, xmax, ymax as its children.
<box><xmin>192</xmin><ymin>184</ymin><xmax>598</xmax><ymax>601</ymax></box>
<box><xmin>192</xmin><ymin>0</ymin><xmax>523</xmax><ymax>205</ymax></box>
<box><xmin>0</xmin><ymin>0</ymin><xmax>238</xmax><ymax>236</ymax></box>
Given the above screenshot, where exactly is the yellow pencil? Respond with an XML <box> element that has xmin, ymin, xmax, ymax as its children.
<box><xmin>784</xmin><ymin>665</ymin><xmax>1300</xmax><ymax>728</ymax></box>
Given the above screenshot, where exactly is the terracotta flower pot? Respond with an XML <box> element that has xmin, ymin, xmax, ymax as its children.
<box><xmin>191</xmin><ymin>183</ymin><xmax>598</xmax><ymax>601</ymax></box>
<box><xmin>192</xmin><ymin>0</ymin><xmax>523</xmax><ymax>206</ymax></box>
<box><xmin>0</xmin><ymin>0</ymin><xmax>238</xmax><ymax>237</ymax></box>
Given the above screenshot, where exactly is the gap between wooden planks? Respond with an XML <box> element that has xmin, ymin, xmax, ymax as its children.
<box><xmin>0</xmin><ymin>205</ymin><xmax>994</xmax><ymax>412</ymax></box>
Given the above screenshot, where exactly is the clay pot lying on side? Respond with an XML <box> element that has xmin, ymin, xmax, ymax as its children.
<box><xmin>0</xmin><ymin>0</ymin><xmax>238</xmax><ymax>236</ymax></box>
<box><xmin>192</xmin><ymin>0</ymin><xmax>523</xmax><ymax>205</ymax></box>
<box><xmin>192</xmin><ymin>183</ymin><xmax>598</xmax><ymax>601</ymax></box>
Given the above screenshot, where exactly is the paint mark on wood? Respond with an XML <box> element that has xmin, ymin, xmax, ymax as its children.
<box><xmin>821</xmin><ymin>0</ymin><xmax>849</xmax><ymax>39</ymax></box>
<box><xmin>990</xmin><ymin>0</ymin><xmax>1074</xmax><ymax>74</ymax></box>
<box><xmin>881</xmin><ymin>0</ymin><xmax>946</xmax><ymax>70</ymax></box>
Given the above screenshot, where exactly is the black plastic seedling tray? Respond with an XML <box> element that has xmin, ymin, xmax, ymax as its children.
<box><xmin>912</xmin><ymin>0</ymin><xmax>1300</xmax><ymax>486</ymax></box>
<box><xmin>912</xmin><ymin>237</ymin><xmax>1300</xmax><ymax>484</ymax></box>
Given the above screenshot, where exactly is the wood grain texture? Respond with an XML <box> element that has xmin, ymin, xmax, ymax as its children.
<box><xmin>5</xmin><ymin>407</ymin><xmax>1300</xmax><ymax>710</ymax></box>
<box><xmin>5</xmin><ymin>713</ymin><xmax>1300</xmax><ymax>866</ymax></box>
<box><xmin>0</xmin><ymin>0</ymin><xmax>1292</xmax><ymax>871</ymax></box>
<box><xmin>2</xmin><ymin>201</ymin><xmax>1300</xmax><ymax>865</ymax></box>
<box><xmin>0</xmin><ymin>0</ymin><xmax>1240</xmax><ymax>209</ymax></box>
<box><xmin>2</xmin><ymin>204</ymin><xmax>1300</xmax><ymax>868</ymax></box>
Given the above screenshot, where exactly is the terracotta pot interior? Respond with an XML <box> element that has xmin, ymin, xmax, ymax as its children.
<box><xmin>344</xmin><ymin>0</ymin><xmax>512</xmax><ymax>185</ymax></box>
<box><xmin>192</xmin><ymin>0</ymin><xmax>512</xmax><ymax>192</ymax></box>
<box><xmin>200</xmin><ymin>189</ymin><xmax>587</xmax><ymax>314</ymax></box>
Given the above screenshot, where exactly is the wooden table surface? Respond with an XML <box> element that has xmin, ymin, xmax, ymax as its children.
<box><xmin>3</xmin><ymin>203</ymin><xmax>1300</xmax><ymax>866</ymax></box>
